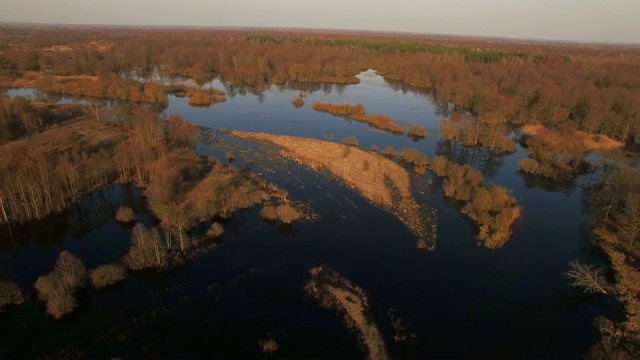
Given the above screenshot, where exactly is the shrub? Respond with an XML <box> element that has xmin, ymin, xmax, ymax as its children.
<box><xmin>312</xmin><ymin>102</ymin><xmax>365</xmax><ymax>115</ymax></box>
<box><xmin>0</xmin><ymin>280</ymin><xmax>25</xmax><ymax>309</ymax></box>
<box><xmin>45</xmin><ymin>289</ymin><xmax>77</xmax><ymax>320</ymax></box>
<box><xmin>430</xmin><ymin>155</ymin><xmax>448</xmax><ymax>176</ymax></box>
<box><xmin>381</xmin><ymin>146</ymin><xmax>395</xmax><ymax>156</ymax></box>
<box><xmin>188</xmin><ymin>92</ymin><xmax>212</xmax><ymax>106</ymax></box>
<box><xmin>124</xmin><ymin>224</ymin><xmax>167</xmax><ymax>270</ymax></box>
<box><xmin>343</xmin><ymin>136</ymin><xmax>359</xmax><ymax>147</ymax></box>
<box><xmin>207</xmin><ymin>222</ymin><xmax>224</xmax><ymax>238</ymax></box>
<box><xmin>518</xmin><ymin>158</ymin><xmax>540</xmax><ymax>174</ymax></box>
<box><xmin>398</xmin><ymin>148</ymin><xmax>428</xmax><ymax>166</ymax></box>
<box><xmin>407</xmin><ymin>125</ymin><xmax>427</xmax><ymax>138</ymax></box>
<box><xmin>226</xmin><ymin>151</ymin><xmax>236</xmax><ymax>161</ymax></box>
<box><xmin>276</xmin><ymin>204</ymin><xmax>301</xmax><ymax>224</ymax></box>
<box><xmin>259</xmin><ymin>339</ymin><xmax>279</xmax><ymax>354</ymax></box>
<box><xmin>54</xmin><ymin>251</ymin><xmax>87</xmax><ymax>290</ymax></box>
<box><xmin>291</xmin><ymin>97</ymin><xmax>304</xmax><ymax>107</ymax></box>
<box><xmin>115</xmin><ymin>206</ymin><xmax>136</xmax><ymax>223</ymax></box>
<box><xmin>90</xmin><ymin>263</ymin><xmax>127</xmax><ymax>289</ymax></box>
<box><xmin>34</xmin><ymin>273</ymin><xmax>59</xmax><ymax>301</ymax></box>
<box><xmin>34</xmin><ymin>251</ymin><xmax>86</xmax><ymax>319</ymax></box>
<box><xmin>259</xmin><ymin>204</ymin><xmax>278</xmax><ymax>221</ymax></box>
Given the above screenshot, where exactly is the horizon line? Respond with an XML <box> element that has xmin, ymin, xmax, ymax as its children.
<box><xmin>1</xmin><ymin>21</ymin><xmax>639</xmax><ymax>48</ymax></box>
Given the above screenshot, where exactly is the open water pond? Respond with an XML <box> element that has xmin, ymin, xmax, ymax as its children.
<box><xmin>0</xmin><ymin>70</ymin><xmax>624</xmax><ymax>358</ymax></box>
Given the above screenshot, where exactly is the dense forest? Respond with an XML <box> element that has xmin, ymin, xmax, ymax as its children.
<box><xmin>1</xmin><ymin>25</ymin><xmax>639</xmax><ymax>357</ymax></box>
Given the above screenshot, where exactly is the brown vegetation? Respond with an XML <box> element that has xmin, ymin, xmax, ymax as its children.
<box><xmin>34</xmin><ymin>251</ymin><xmax>86</xmax><ymax>319</ymax></box>
<box><xmin>439</xmin><ymin>113</ymin><xmax>516</xmax><ymax>154</ymax></box>
<box><xmin>0</xmin><ymin>279</ymin><xmax>25</xmax><ymax>309</ymax></box>
<box><xmin>407</xmin><ymin>125</ymin><xmax>427</xmax><ymax>138</ymax></box>
<box><xmin>123</xmin><ymin>224</ymin><xmax>167</xmax><ymax>270</ymax></box>
<box><xmin>585</xmin><ymin>156</ymin><xmax>640</xmax><ymax>357</ymax></box>
<box><xmin>2</xmin><ymin>27</ymin><xmax>639</xmax><ymax>144</ymax></box>
<box><xmin>312</xmin><ymin>102</ymin><xmax>405</xmax><ymax>133</ymax></box>
<box><xmin>306</xmin><ymin>266</ymin><xmax>388</xmax><ymax>360</ymax></box>
<box><xmin>522</xmin><ymin>124</ymin><xmax>623</xmax><ymax>151</ymax></box>
<box><xmin>518</xmin><ymin>126</ymin><xmax>588</xmax><ymax>180</ymax></box>
<box><xmin>259</xmin><ymin>204</ymin><xmax>278</xmax><ymax>221</ymax></box>
<box><xmin>431</xmin><ymin>156</ymin><xmax>521</xmax><ymax>248</ymax></box>
<box><xmin>230</xmin><ymin>131</ymin><xmax>436</xmax><ymax>249</ymax></box>
<box><xmin>115</xmin><ymin>206</ymin><xmax>136</xmax><ymax>223</ymax></box>
<box><xmin>312</xmin><ymin>102</ymin><xmax>365</xmax><ymax>116</ymax></box>
<box><xmin>188</xmin><ymin>92</ymin><xmax>213</xmax><ymax>106</ymax></box>
<box><xmin>207</xmin><ymin>222</ymin><xmax>224</xmax><ymax>238</ymax></box>
<box><xmin>90</xmin><ymin>263</ymin><xmax>127</xmax><ymax>289</ymax></box>
<box><xmin>291</xmin><ymin>97</ymin><xmax>304</xmax><ymax>108</ymax></box>
<box><xmin>259</xmin><ymin>339</ymin><xmax>279</xmax><ymax>354</ymax></box>
<box><xmin>276</xmin><ymin>204</ymin><xmax>301</xmax><ymax>224</ymax></box>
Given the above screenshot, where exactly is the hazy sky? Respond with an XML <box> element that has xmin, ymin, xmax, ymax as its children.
<box><xmin>0</xmin><ymin>0</ymin><xmax>638</xmax><ymax>43</ymax></box>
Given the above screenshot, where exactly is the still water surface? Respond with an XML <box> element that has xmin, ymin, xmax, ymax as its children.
<box><xmin>0</xmin><ymin>71</ymin><xmax>623</xmax><ymax>358</ymax></box>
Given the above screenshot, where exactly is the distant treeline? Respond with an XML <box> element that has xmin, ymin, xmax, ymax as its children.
<box><xmin>0</xmin><ymin>27</ymin><xmax>638</xmax><ymax>143</ymax></box>
<box><xmin>247</xmin><ymin>35</ymin><xmax>571</xmax><ymax>63</ymax></box>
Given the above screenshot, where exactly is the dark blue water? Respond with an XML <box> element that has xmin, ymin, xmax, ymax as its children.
<box><xmin>0</xmin><ymin>71</ymin><xmax>624</xmax><ymax>358</ymax></box>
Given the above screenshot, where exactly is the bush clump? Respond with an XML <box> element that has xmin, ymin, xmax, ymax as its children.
<box><xmin>276</xmin><ymin>204</ymin><xmax>301</xmax><ymax>224</ymax></box>
<box><xmin>207</xmin><ymin>222</ymin><xmax>224</xmax><ymax>238</ymax></box>
<box><xmin>34</xmin><ymin>251</ymin><xmax>86</xmax><ymax>319</ymax></box>
<box><xmin>432</xmin><ymin>159</ymin><xmax>521</xmax><ymax>248</ymax></box>
<box><xmin>123</xmin><ymin>224</ymin><xmax>167</xmax><ymax>270</ymax></box>
<box><xmin>90</xmin><ymin>263</ymin><xmax>127</xmax><ymax>289</ymax></box>
<box><xmin>0</xmin><ymin>280</ymin><xmax>25</xmax><ymax>309</ymax></box>
<box><xmin>343</xmin><ymin>136</ymin><xmax>359</xmax><ymax>147</ymax></box>
<box><xmin>259</xmin><ymin>204</ymin><xmax>278</xmax><ymax>221</ymax></box>
<box><xmin>407</xmin><ymin>125</ymin><xmax>428</xmax><ymax>138</ymax></box>
<box><xmin>115</xmin><ymin>206</ymin><xmax>136</xmax><ymax>223</ymax></box>
<box><xmin>381</xmin><ymin>146</ymin><xmax>395</xmax><ymax>156</ymax></box>
<box><xmin>188</xmin><ymin>92</ymin><xmax>212</xmax><ymax>106</ymax></box>
<box><xmin>291</xmin><ymin>97</ymin><xmax>304</xmax><ymax>107</ymax></box>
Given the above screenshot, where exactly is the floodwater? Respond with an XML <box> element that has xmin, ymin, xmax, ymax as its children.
<box><xmin>0</xmin><ymin>71</ymin><xmax>624</xmax><ymax>358</ymax></box>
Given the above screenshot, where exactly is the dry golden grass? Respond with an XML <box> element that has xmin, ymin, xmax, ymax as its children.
<box><xmin>230</xmin><ymin>131</ymin><xmax>436</xmax><ymax>249</ymax></box>
<box><xmin>522</xmin><ymin>124</ymin><xmax>623</xmax><ymax>151</ymax></box>
<box><xmin>8</xmin><ymin>72</ymin><xmax>100</xmax><ymax>87</ymax></box>
<box><xmin>0</xmin><ymin>115</ymin><xmax>128</xmax><ymax>155</ymax></box>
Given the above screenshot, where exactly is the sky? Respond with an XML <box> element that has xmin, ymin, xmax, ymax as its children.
<box><xmin>0</xmin><ymin>0</ymin><xmax>638</xmax><ymax>44</ymax></box>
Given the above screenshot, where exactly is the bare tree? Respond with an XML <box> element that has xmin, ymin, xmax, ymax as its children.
<box><xmin>566</xmin><ymin>260</ymin><xmax>608</xmax><ymax>294</ymax></box>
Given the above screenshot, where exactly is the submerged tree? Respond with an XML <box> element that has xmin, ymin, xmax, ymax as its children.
<box><xmin>566</xmin><ymin>260</ymin><xmax>608</xmax><ymax>295</ymax></box>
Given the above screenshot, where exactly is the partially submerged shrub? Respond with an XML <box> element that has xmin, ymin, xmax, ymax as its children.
<box><xmin>259</xmin><ymin>204</ymin><xmax>278</xmax><ymax>221</ymax></box>
<box><xmin>432</xmin><ymin>159</ymin><xmax>521</xmax><ymax>248</ymax></box>
<box><xmin>312</xmin><ymin>102</ymin><xmax>365</xmax><ymax>115</ymax></box>
<box><xmin>45</xmin><ymin>290</ymin><xmax>77</xmax><ymax>320</ymax></box>
<box><xmin>188</xmin><ymin>92</ymin><xmax>212</xmax><ymax>106</ymax></box>
<box><xmin>207</xmin><ymin>222</ymin><xmax>224</xmax><ymax>238</ymax></box>
<box><xmin>124</xmin><ymin>224</ymin><xmax>167</xmax><ymax>270</ymax></box>
<box><xmin>291</xmin><ymin>97</ymin><xmax>304</xmax><ymax>107</ymax></box>
<box><xmin>276</xmin><ymin>204</ymin><xmax>301</xmax><ymax>224</ymax></box>
<box><xmin>90</xmin><ymin>263</ymin><xmax>127</xmax><ymax>289</ymax></box>
<box><xmin>430</xmin><ymin>155</ymin><xmax>448</xmax><ymax>176</ymax></box>
<box><xmin>343</xmin><ymin>136</ymin><xmax>359</xmax><ymax>147</ymax></box>
<box><xmin>398</xmin><ymin>148</ymin><xmax>428</xmax><ymax>167</ymax></box>
<box><xmin>0</xmin><ymin>280</ymin><xmax>25</xmax><ymax>309</ymax></box>
<box><xmin>351</xmin><ymin>114</ymin><xmax>405</xmax><ymax>133</ymax></box>
<box><xmin>226</xmin><ymin>151</ymin><xmax>236</xmax><ymax>161</ymax></box>
<box><xmin>407</xmin><ymin>125</ymin><xmax>427</xmax><ymax>138</ymax></box>
<box><xmin>115</xmin><ymin>206</ymin><xmax>136</xmax><ymax>223</ymax></box>
<box><xmin>381</xmin><ymin>146</ymin><xmax>395</xmax><ymax>156</ymax></box>
<box><xmin>34</xmin><ymin>251</ymin><xmax>86</xmax><ymax>319</ymax></box>
<box><xmin>259</xmin><ymin>339</ymin><xmax>279</xmax><ymax>354</ymax></box>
